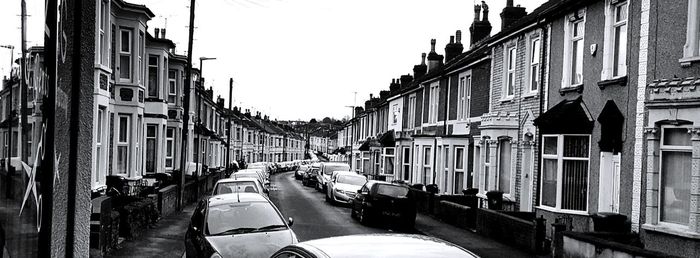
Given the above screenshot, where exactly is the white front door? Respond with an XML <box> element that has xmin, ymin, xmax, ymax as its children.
<box><xmin>598</xmin><ymin>152</ymin><xmax>621</xmax><ymax>213</ymax></box>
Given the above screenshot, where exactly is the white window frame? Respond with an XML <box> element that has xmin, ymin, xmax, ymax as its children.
<box><xmin>562</xmin><ymin>9</ymin><xmax>586</xmax><ymax>88</ymax></box>
<box><xmin>165</xmin><ymin>127</ymin><xmax>175</xmax><ymax>169</ymax></box>
<box><xmin>454</xmin><ymin>146</ymin><xmax>465</xmax><ymax>194</ymax></box>
<box><xmin>538</xmin><ymin>134</ymin><xmax>591</xmax><ymax>215</ymax></box>
<box><xmin>658</xmin><ymin>126</ymin><xmax>692</xmax><ymax>229</ymax></box>
<box><xmin>423</xmin><ymin>146</ymin><xmax>432</xmax><ymax>185</ymax></box>
<box><xmin>138</xmin><ymin>31</ymin><xmax>144</xmax><ymax>84</ymax></box>
<box><xmin>496</xmin><ymin>138</ymin><xmax>513</xmax><ymax>195</ymax></box>
<box><xmin>526</xmin><ymin>35</ymin><xmax>541</xmax><ymax>94</ymax></box>
<box><xmin>407</xmin><ymin>94</ymin><xmax>416</xmax><ymax>129</ymax></box>
<box><xmin>681</xmin><ymin>0</ymin><xmax>700</xmax><ymax>64</ymax></box>
<box><xmin>145</xmin><ymin>124</ymin><xmax>158</xmax><ymax>173</ymax></box>
<box><xmin>402</xmin><ymin>147</ymin><xmax>411</xmax><ymax>181</ymax></box>
<box><xmin>116</xmin><ymin>115</ymin><xmax>130</xmax><ymax>176</ymax></box>
<box><xmin>95</xmin><ymin>106</ymin><xmax>105</xmax><ymax>187</ymax></box>
<box><xmin>118</xmin><ymin>28</ymin><xmax>132</xmax><ymax>81</ymax></box>
<box><xmin>602</xmin><ymin>0</ymin><xmax>628</xmax><ymax>79</ymax></box>
<box><xmin>97</xmin><ymin>0</ymin><xmax>109</xmax><ymax>66</ymax></box>
<box><xmin>168</xmin><ymin>69</ymin><xmax>177</xmax><ymax>103</ymax></box>
<box><xmin>457</xmin><ymin>72</ymin><xmax>471</xmax><ymax>121</ymax></box>
<box><xmin>147</xmin><ymin>55</ymin><xmax>160</xmax><ymax>98</ymax></box>
<box><xmin>443</xmin><ymin>145</ymin><xmax>450</xmax><ymax>194</ymax></box>
<box><xmin>428</xmin><ymin>82</ymin><xmax>439</xmax><ymax>124</ymax></box>
<box><xmin>504</xmin><ymin>45</ymin><xmax>517</xmax><ymax>99</ymax></box>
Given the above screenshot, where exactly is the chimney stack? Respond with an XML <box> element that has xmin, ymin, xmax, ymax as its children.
<box><xmin>469</xmin><ymin>1</ymin><xmax>492</xmax><ymax>46</ymax></box>
<box><xmin>400</xmin><ymin>74</ymin><xmax>413</xmax><ymax>88</ymax></box>
<box><xmin>155</xmin><ymin>28</ymin><xmax>161</xmax><ymax>38</ymax></box>
<box><xmin>500</xmin><ymin>0</ymin><xmax>527</xmax><ymax>30</ymax></box>
<box><xmin>390</xmin><ymin>78</ymin><xmax>400</xmax><ymax>92</ymax></box>
<box><xmin>445</xmin><ymin>31</ymin><xmax>464</xmax><ymax>62</ymax></box>
<box><xmin>413</xmin><ymin>53</ymin><xmax>428</xmax><ymax>78</ymax></box>
<box><xmin>427</xmin><ymin>39</ymin><xmax>444</xmax><ymax>72</ymax></box>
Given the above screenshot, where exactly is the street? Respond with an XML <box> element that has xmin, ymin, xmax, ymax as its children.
<box><xmin>268</xmin><ymin>171</ymin><xmax>416</xmax><ymax>241</ymax></box>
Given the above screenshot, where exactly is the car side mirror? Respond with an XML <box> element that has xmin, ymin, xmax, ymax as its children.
<box><xmin>357</xmin><ymin>189</ymin><xmax>362</xmax><ymax>194</ymax></box>
<box><xmin>288</xmin><ymin>217</ymin><xmax>294</xmax><ymax>226</ymax></box>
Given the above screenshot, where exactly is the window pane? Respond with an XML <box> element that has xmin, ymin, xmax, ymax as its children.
<box><xmin>498</xmin><ymin>141</ymin><xmax>512</xmax><ymax>194</ymax></box>
<box><xmin>117</xmin><ymin>146</ymin><xmax>127</xmax><ymax>174</ymax></box>
<box><xmin>385</xmin><ymin>157</ymin><xmax>394</xmax><ymax>174</ymax></box>
<box><xmin>147</xmin><ymin>125</ymin><xmax>156</xmax><ymax>137</ymax></box>
<box><xmin>660</xmin><ymin>151</ymin><xmax>691</xmax><ymax>225</ymax></box>
<box><xmin>663</xmin><ymin>128</ymin><xmax>691</xmax><ymax>146</ymax></box>
<box><xmin>542</xmin><ymin>158</ymin><xmax>558</xmax><ymax>207</ymax></box>
<box><xmin>562</xmin><ymin>159</ymin><xmax>588</xmax><ymax>211</ymax></box>
<box><xmin>454</xmin><ymin>172</ymin><xmax>464</xmax><ymax>194</ymax></box>
<box><xmin>97</xmin><ymin>109</ymin><xmax>103</xmax><ymax>142</ymax></box>
<box><xmin>615</xmin><ymin>4</ymin><xmax>627</xmax><ymax>22</ymax></box>
<box><xmin>530</xmin><ymin>65</ymin><xmax>539</xmax><ymax>91</ymax></box>
<box><xmin>544</xmin><ymin>137</ymin><xmax>557</xmax><ymax>155</ymax></box>
<box><xmin>563</xmin><ymin>136</ymin><xmax>589</xmax><ymax>158</ymax></box>
<box><xmin>531</xmin><ymin>39</ymin><xmax>540</xmax><ymax>64</ymax></box>
<box><xmin>484</xmin><ymin>142</ymin><xmax>490</xmax><ymax>163</ymax></box>
<box><xmin>613</xmin><ymin>24</ymin><xmax>627</xmax><ymax>77</ymax></box>
<box><xmin>120</xmin><ymin>30</ymin><xmax>129</xmax><ymax>52</ymax></box>
<box><xmin>571</xmin><ymin>40</ymin><xmax>581</xmax><ymax>85</ymax></box>
<box><xmin>119</xmin><ymin>117</ymin><xmax>128</xmax><ymax>142</ymax></box>
<box><xmin>455</xmin><ymin>148</ymin><xmax>465</xmax><ymax>170</ymax></box>
<box><xmin>120</xmin><ymin>55</ymin><xmax>130</xmax><ymax>79</ymax></box>
<box><xmin>444</xmin><ymin>148</ymin><xmax>449</xmax><ymax>169</ymax></box>
<box><xmin>424</xmin><ymin>147</ymin><xmax>431</xmax><ymax>165</ymax></box>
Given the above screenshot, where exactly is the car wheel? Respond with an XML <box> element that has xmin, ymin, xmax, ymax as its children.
<box><xmin>350</xmin><ymin>207</ymin><xmax>357</xmax><ymax>219</ymax></box>
<box><xmin>325</xmin><ymin>190</ymin><xmax>331</xmax><ymax>202</ymax></box>
<box><xmin>359</xmin><ymin>206</ymin><xmax>370</xmax><ymax>225</ymax></box>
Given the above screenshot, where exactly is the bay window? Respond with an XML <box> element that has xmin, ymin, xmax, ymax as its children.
<box><xmin>659</xmin><ymin>127</ymin><xmax>692</xmax><ymax>226</ymax></box>
<box><xmin>540</xmin><ymin>135</ymin><xmax>590</xmax><ymax>212</ymax></box>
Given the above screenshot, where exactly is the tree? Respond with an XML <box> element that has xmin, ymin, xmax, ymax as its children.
<box><xmin>310</xmin><ymin>118</ymin><xmax>318</xmax><ymax>123</ymax></box>
<box><xmin>322</xmin><ymin>117</ymin><xmax>332</xmax><ymax>123</ymax></box>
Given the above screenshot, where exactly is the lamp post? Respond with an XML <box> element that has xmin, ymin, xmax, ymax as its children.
<box><xmin>195</xmin><ymin>56</ymin><xmax>215</xmax><ymax>178</ymax></box>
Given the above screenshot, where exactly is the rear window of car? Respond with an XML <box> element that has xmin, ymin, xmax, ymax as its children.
<box><xmin>337</xmin><ymin>175</ymin><xmax>366</xmax><ymax>186</ymax></box>
<box><xmin>376</xmin><ymin>185</ymin><xmax>409</xmax><ymax>198</ymax></box>
<box><xmin>323</xmin><ymin>164</ymin><xmax>350</xmax><ymax>175</ymax></box>
<box><xmin>214</xmin><ymin>182</ymin><xmax>259</xmax><ymax>195</ymax></box>
<box><xmin>206</xmin><ymin>202</ymin><xmax>285</xmax><ymax>235</ymax></box>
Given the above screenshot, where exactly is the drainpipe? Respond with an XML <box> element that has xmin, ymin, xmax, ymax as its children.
<box><xmin>535</xmin><ymin>19</ymin><xmax>548</xmax><ymax>207</ymax></box>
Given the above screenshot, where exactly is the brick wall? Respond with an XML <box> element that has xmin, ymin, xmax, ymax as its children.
<box><xmin>415</xmin><ymin>88</ymin><xmax>423</xmax><ymax>128</ymax></box>
<box><xmin>157</xmin><ymin>185</ymin><xmax>178</xmax><ymax>217</ymax></box>
<box><xmin>448</xmin><ymin>74</ymin><xmax>459</xmax><ymax>120</ymax></box>
<box><xmin>470</xmin><ymin>60</ymin><xmax>491</xmax><ymax>118</ymax></box>
<box><xmin>476</xmin><ymin>208</ymin><xmax>542</xmax><ymax>253</ymax></box>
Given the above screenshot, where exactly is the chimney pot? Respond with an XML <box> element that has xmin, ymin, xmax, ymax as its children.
<box><xmin>450</xmin><ymin>36</ymin><xmax>455</xmax><ymax>44</ymax></box>
<box><xmin>155</xmin><ymin>28</ymin><xmax>160</xmax><ymax>38</ymax></box>
<box><xmin>421</xmin><ymin>53</ymin><xmax>426</xmax><ymax>65</ymax></box>
<box><xmin>161</xmin><ymin>28</ymin><xmax>167</xmax><ymax>38</ymax></box>
<box><xmin>456</xmin><ymin>30</ymin><xmax>462</xmax><ymax>43</ymax></box>
<box><xmin>430</xmin><ymin>39</ymin><xmax>436</xmax><ymax>52</ymax></box>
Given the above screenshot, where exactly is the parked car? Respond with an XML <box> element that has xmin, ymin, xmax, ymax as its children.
<box><xmin>302</xmin><ymin>164</ymin><xmax>321</xmax><ymax>187</ymax></box>
<box><xmin>185</xmin><ymin>193</ymin><xmax>297</xmax><ymax>258</ymax></box>
<box><xmin>231</xmin><ymin>169</ymin><xmax>269</xmax><ymax>189</ymax></box>
<box><xmin>350</xmin><ymin>181</ymin><xmax>416</xmax><ymax>229</ymax></box>
<box><xmin>212</xmin><ymin>178</ymin><xmax>267</xmax><ymax>196</ymax></box>
<box><xmin>295</xmin><ymin>165</ymin><xmax>310</xmax><ymax>180</ymax></box>
<box><xmin>247</xmin><ymin>163</ymin><xmax>270</xmax><ymax>178</ymax></box>
<box><xmin>325</xmin><ymin>171</ymin><xmax>366</xmax><ymax>204</ymax></box>
<box><xmin>315</xmin><ymin>162</ymin><xmax>351</xmax><ymax>192</ymax></box>
<box><xmin>271</xmin><ymin>234</ymin><xmax>478</xmax><ymax>258</ymax></box>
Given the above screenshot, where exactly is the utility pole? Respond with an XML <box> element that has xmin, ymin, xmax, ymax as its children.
<box><xmin>179</xmin><ymin>0</ymin><xmax>196</xmax><ymax>211</ymax></box>
<box><xmin>195</xmin><ymin>57</ymin><xmax>215</xmax><ymax>179</ymax></box>
<box><xmin>20</xmin><ymin>0</ymin><xmax>29</xmax><ymax>167</ymax></box>
<box><xmin>227</xmin><ymin>77</ymin><xmax>232</xmax><ymax>174</ymax></box>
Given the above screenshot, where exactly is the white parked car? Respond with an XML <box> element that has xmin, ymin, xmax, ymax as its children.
<box><xmin>212</xmin><ymin>178</ymin><xmax>268</xmax><ymax>196</ymax></box>
<box><xmin>326</xmin><ymin>171</ymin><xmax>367</xmax><ymax>204</ymax></box>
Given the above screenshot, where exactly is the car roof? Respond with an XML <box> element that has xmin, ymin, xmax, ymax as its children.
<box><xmin>208</xmin><ymin>193</ymin><xmax>268</xmax><ymax>206</ymax></box>
<box><xmin>333</xmin><ymin>171</ymin><xmax>362</xmax><ymax>177</ymax></box>
<box><xmin>216</xmin><ymin>178</ymin><xmax>258</xmax><ymax>183</ymax></box>
<box><xmin>296</xmin><ymin>234</ymin><xmax>478</xmax><ymax>258</ymax></box>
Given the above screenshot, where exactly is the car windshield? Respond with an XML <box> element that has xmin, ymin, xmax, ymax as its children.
<box><xmin>206</xmin><ymin>202</ymin><xmax>286</xmax><ymax>235</ymax></box>
<box><xmin>376</xmin><ymin>185</ymin><xmax>409</xmax><ymax>198</ymax></box>
<box><xmin>323</xmin><ymin>164</ymin><xmax>350</xmax><ymax>175</ymax></box>
<box><xmin>337</xmin><ymin>175</ymin><xmax>366</xmax><ymax>186</ymax></box>
<box><xmin>233</xmin><ymin>173</ymin><xmax>260</xmax><ymax>180</ymax></box>
<box><xmin>214</xmin><ymin>182</ymin><xmax>259</xmax><ymax>195</ymax></box>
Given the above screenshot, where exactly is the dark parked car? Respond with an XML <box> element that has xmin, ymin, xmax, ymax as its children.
<box><xmin>271</xmin><ymin>234</ymin><xmax>479</xmax><ymax>258</ymax></box>
<box><xmin>184</xmin><ymin>193</ymin><xmax>297</xmax><ymax>258</ymax></box>
<box><xmin>302</xmin><ymin>166</ymin><xmax>320</xmax><ymax>187</ymax></box>
<box><xmin>350</xmin><ymin>180</ymin><xmax>416</xmax><ymax>229</ymax></box>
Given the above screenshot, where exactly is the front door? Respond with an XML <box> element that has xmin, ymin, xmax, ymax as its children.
<box><xmin>598</xmin><ymin>152</ymin><xmax>621</xmax><ymax>213</ymax></box>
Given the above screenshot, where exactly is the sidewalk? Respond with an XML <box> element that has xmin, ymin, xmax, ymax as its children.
<box><xmin>414</xmin><ymin>213</ymin><xmax>544</xmax><ymax>258</ymax></box>
<box><xmin>105</xmin><ymin>203</ymin><xmax>196</xmax><ymax>258</ymax></box>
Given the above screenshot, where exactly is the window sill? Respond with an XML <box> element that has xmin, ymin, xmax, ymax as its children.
<box><xmin>559</xmin><ymin>84</ymin><xmax>583</xmax><ymax>95</ymax></box>
<box><xmin>642</xmin><ymin>223</ymin><xmax>700</xmax><ymax>239</ymax></box>
<box><xmin>145</xmin><ymin>97</ymin><xmax>166</xmax><ymax>103</ymax></box>
<box><xmin>679</xmin><ymin>56</ymin><xmax>700</xmax><ymax>67</ymax></box>
<box><xmin>535</xmin><ymin>205</ymin><xmax>589</xmax><ymax>216</ymax></box>
<box><xmin>597</xmin><ymin>76</ymin><xmax>627</xmax><ymax>89</ymax></box>
<box><xmin>522</xmin><ymin>93</ymin><xmax>538</xmax><ymax>99</ymax></box>
<box><xmin>500</xmin><ymin>97</ymin><xmax>514</xmax><ymax>103</ymax></box>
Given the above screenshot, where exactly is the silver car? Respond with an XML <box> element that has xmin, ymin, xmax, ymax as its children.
<box><xmin>315</xmin><ymin>162</ymin><xmax>351</xmax><ymax>192</ymax></box>
<box><xmin>325</xmin><ymin>172</ymin><xmax>366</xmax><ymax>204</ymax></box>
<box><xmin>212</xmin><ymin>178</ymin><xmax>267</xmax><ymax>196</ymax></box>
<box><xmin>185</xmin><ymin>193</ymin><xmax>298</xmax><ymax>258</ymax></box>
<box><xmin>271</xmin><ymin>234</ymin><xmax>478</xmax><ymax>258</ymax></box>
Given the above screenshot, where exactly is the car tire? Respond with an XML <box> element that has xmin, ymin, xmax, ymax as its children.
<box><xmin>359</xmin><ymin>206</ymin><xmax>370</xmax><ymax>225</ymax></box>
<box><xmin>350</xmin><ymin>207</ymin><xmax>357</xmax><ymax>219</ymax></box>
<box><xmin>325</xmin><ymin>191</ymin><xmax>331</xmax><ymax>203</ymax></box>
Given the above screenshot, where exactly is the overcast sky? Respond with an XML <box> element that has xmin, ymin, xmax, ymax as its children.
<box><xmin>0</xmin><ymin>0</ymin><xmax>545</xmax><ymax>121</ymax></box>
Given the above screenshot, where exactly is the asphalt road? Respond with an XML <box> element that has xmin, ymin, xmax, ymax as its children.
<box><xmin>269</xmin><ymin>171</ymin><xmax>415</xmax><ymax>241</ymax></box>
